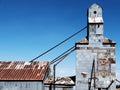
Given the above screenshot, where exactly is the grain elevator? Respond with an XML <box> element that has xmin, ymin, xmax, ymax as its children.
<box><xmin>75</xmin><ymin>3</ymin><xmax>116</xmax><ymax>90</ymax></box>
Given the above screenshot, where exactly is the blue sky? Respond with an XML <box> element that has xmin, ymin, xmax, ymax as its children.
<box><xmin>0</xmin><ymin>0</ymin><xmax>120</xmax><ymax>79</ymax></box>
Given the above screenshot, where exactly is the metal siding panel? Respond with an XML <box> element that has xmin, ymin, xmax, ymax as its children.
<box><xmin>0</xmin><ymin>81</ymin><xmax>43</xmax><ymax>90</ymax></box>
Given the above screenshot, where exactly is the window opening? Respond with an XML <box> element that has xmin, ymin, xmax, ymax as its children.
<box><xmin>94</xmin><ymin>11</ymin><xmax>97</xmax><ymax>14</ymax></box>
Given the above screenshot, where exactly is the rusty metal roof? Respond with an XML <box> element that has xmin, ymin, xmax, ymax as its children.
<box><xmin>77</xmin><ymin>38</ymin><xmax>88</xmax><ymax>44</ymax></box>
<box><xmin>103</xmin><ymin>37</ymin><xmax>116</xmax><ymax>44</ymax></box>
<box><xmin>76</xmin><ymin>37</ymin><xmax>115</xmax><ymax>44</ymax></box>
<box><xmin>0</xmin><ymin>61</ymin><xmax>49</xmax><ymax>80</ymax></box>
<box><xmin>45</xmin><ymin>77</ymin><xmax>74</xmax><ymax>85</ymax></box>
<box><xmin>55</xmin><ymin>77</ymin><xmax>74</xmax><ymax>85</ymax></box>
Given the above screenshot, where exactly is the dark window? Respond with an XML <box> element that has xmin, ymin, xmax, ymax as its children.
<box><xmin>94</xmin><ymin>11</ymin><xmax>97</xmax><ymax>14</ymax></box>
<box><xmin>98</xmin><ymin>88</ymin><xmax>101</xmax><ymax>90</ymax></box>
<box><xmin>102</xmin><ymin>76</ymin><xmax>106</xmax><ymax>78</ymax></box>
<box><xmin>98</xmin><ymin>24</ymin><xmax>100</xmax><ymax>28</ymax></box>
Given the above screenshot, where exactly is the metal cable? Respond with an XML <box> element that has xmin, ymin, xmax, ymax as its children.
<box><xmin>52</xmin><ymin>47</ymin><xmax>75</xmax><ymax>90</ymax></box>
<box><xmin>50</xmin><ymin>46</ymin><xmax>75</xmax><ymax>65</ymax></box>
<box><xmin>50</xmin><ymin>46</ymin><xmax>75</xmax><ymax>64</ymax></box>
<box><xmin>116</xmin><ymin>79</ymin><xmax>120</xmax><ymax>83</ymax></box>
<box><xmin>30</xmin><ymin>26</ymin><xmax>87</xmax><ymax>62</ymax></box>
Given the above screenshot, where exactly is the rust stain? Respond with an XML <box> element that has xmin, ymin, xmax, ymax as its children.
<box><xmin>0</xmin><ymin>61</ymin><xmax>49</xmax><ymax>80</ymax></box>
<box><xmin>109</xmin><ymin>58</ymin><xmax>116</xmax><ymax>63</ymax></box>
<box><xmin>77</xmin><ymin>38</ymin><xmax>88</xmax><ymax>43</ymax></box>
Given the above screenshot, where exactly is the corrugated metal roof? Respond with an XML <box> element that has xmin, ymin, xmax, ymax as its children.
<box><xmin>45</xmin><ymin>77</ymin><xmax>74</xmax><ymax>85</ymax></box>
<box><xmin>55</xmin><ymin>77</ymin><xmax>74</xmax><ymax>85</ymax></box>
<box><xmin>0</xmin><ymin>61</ymin><xmax>49</xmax><ymax>80</ymax></box>
<box><xmin>103</xmin><ymin>37</ymin><xmax>116</xmax><ymax>44</ymax></box>
<box><xmin>77</xmin><ymin>37</ymin><xmax>115</xmax><ymax>44</ymax></box>
<box><xmin>77</xmin><ymin>38</ymin><xmax>88</xmax><ymax>44</ymax></box>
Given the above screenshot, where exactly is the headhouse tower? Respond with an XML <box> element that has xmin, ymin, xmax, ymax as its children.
<box><xmin>76</xmin><ymin>3</ymin><xmax>116</xmax><ymax>90</ymax></box>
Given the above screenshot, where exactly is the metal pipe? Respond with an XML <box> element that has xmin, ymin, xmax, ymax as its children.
<box><xmin>52</xmin><ymin>49</ymin><xmax>74</xmax><ymax>90</ymax></box>
<box><xmin>53</xmin><ymin>55</ymin><xmax>67</xmax><ymax>90</ymax></box>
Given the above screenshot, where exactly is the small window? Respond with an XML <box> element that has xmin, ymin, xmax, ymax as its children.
<box><xmin>98</xmin><ymin>24</ymin><xmax>100</xmax><ymax>28</ymax></box>
<box><xmin>98</xmin><ymin>39</ymin><xmax>101</xmax><ymax>42</ymax></box>
<box><xmin>94</xmin><ymin>11</ymin><xmax>97</xmax><ymax>14</ymax></box>
<box><xmin>102</xmin><ymin>76</ymin><xmax>106</xmax><ymax>78</ymax></box>
<box><xmin>98</xmin><ymin>88</ymin><xmax>101</xmax><ymax>90</ymax></box>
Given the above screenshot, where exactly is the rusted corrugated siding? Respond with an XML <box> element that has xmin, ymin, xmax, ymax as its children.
<box><xmin>0</xmin><ymin>61</ymin><xmax>49</xmax><ymax>80</ymax></box>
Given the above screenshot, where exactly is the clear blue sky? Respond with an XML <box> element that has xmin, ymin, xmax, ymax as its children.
<box><xmin>0</xmin><ymin>0</ymin><xmax>120</xmax><ymax>79</ymax></box>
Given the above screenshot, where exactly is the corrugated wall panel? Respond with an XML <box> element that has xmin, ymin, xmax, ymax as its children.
<box><xmin>44</xmin><ymin>85</ymin><xmax>73</xmax><ymax>90</ymax></box>
<box><xmin>0</xmin><ymin>81</ymin><xmax>43</xmax><ymax>90</ymax></box>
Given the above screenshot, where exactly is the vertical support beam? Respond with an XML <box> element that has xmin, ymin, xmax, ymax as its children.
<box><xmin>93</xmin><ymin>59</ymin><xmax>96</xmax><ymax>89</ymax></box>
<box><xmin>53</xmin><ymin>65</ymin><xmax>56</xmax><ymax>90</ymax></box>
<box><xmin>88</xmin><ymin>59</ymin><xmax>95</xmax><ymax>90</ymax></box>
<box><xmin>49</xmin><ymin>83</ymin><xmax>52</xmax><ymax>90</ymax></box>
